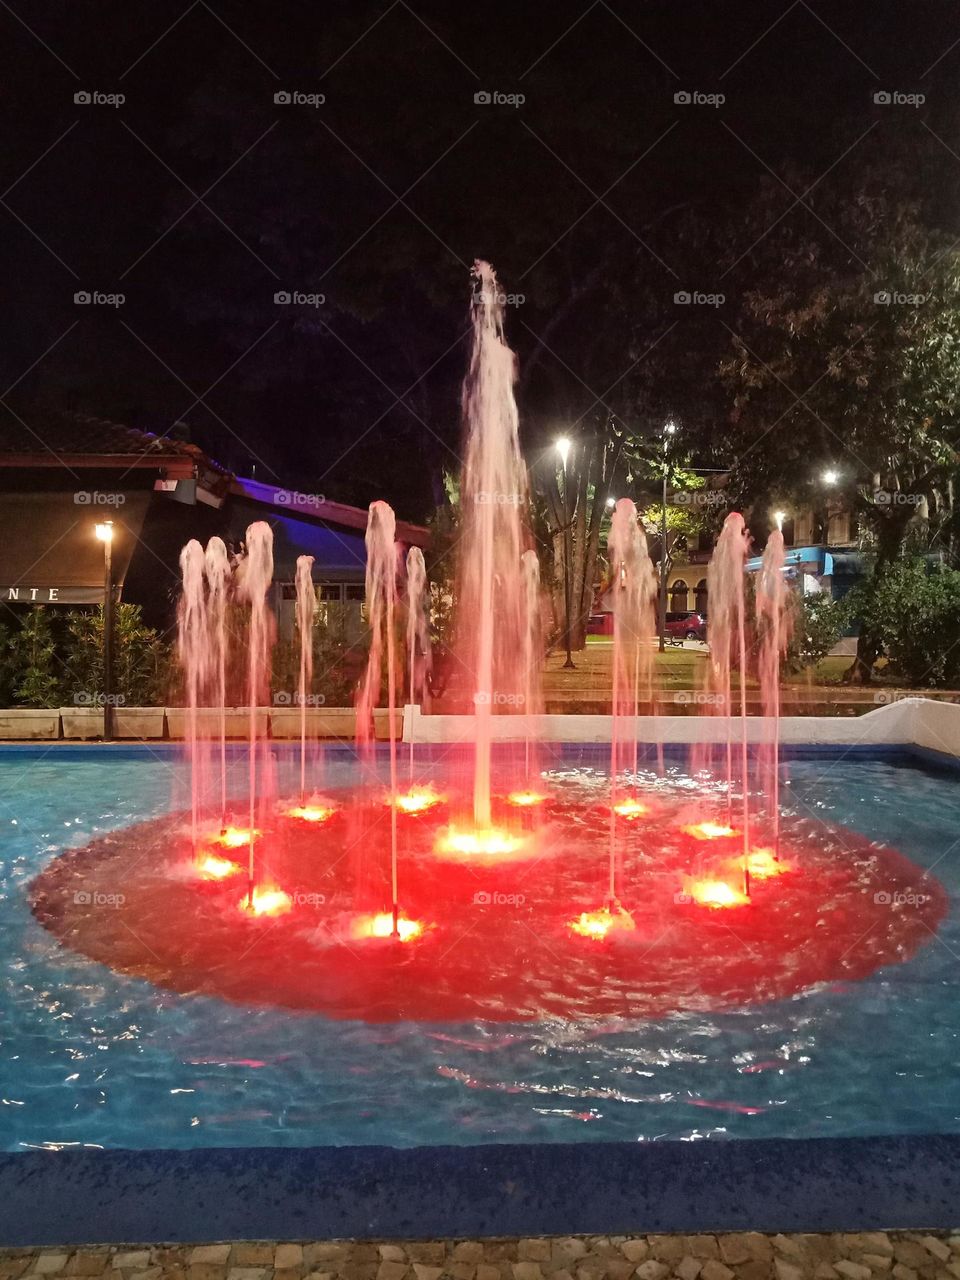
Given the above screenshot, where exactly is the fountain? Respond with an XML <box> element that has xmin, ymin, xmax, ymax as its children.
<box><xmin>29</xmin><ymin>260</ymin><xmax>949</xmax><ymax>1025</ymax></box>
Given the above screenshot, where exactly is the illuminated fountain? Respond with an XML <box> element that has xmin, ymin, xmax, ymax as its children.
<box><xmin>29</xmin><ymin>260</ymin><xmax>950</xmax><ymax>1025</ymax></box>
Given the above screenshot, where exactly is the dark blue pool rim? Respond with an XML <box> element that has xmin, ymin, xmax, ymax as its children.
<box><xmin>3</xmin><ymin>1134</ymin><xmax>960</xmax><ymax>1245</ymax></box>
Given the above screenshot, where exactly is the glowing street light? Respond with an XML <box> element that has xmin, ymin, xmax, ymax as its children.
<box><xmin>555</xmin><ymin>435</ymin><xmax>575</xmax><ymax>670</ymax></box>
<box><xmin>95</xmin><ymin>520</ymin><xmax>115</xmax><ymax>741</ymax></box>
<box><xmin>822</xmin><ymin>469</ymin><xmax>840</xmax><ymax>486</ymax></box>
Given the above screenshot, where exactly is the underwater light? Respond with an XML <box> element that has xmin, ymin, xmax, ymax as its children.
<box><xmin>212</xmin><ymin>826</ymin><xmax>259</xmax><ymax>848</ymax></box>
<box><xmin>357</xmin><ymin>912</ymin><xmax>423</xmax><ymax>942</ymax></box>
<box><xmin>687</xmin><ymin>879</ymin><xmax>749</xmax><ymax>908</ymax></box>
<box><xmin>197</xmin><ymin>854</ymin><xmax>240</xmax><ymax>880</ymax></box>
<box><xmin>285</xmin><ymin>804</ymin><xmax>333</xmax><ymax>822</ymax></box>
<box><xmin>684</xmin><ymin>821</ymin><xmax>737</xmax><ymax>840</ymax></box>
<box><xmin>507</xmin><ymin>790</ymin><xmax>545</xmax><ymax>807</ymax></box>
<box><xmin>436</xmin><ymin>827</ymin><xmax>525</xmax><ymax>859</ymax></box>
<box><xmin>612</xmin><ymin>797</ymin><xmax>647</xmax><ymax>819</ymax></box>
<box><xmin>745</xmin><ymin>847</ymin><xmax>787</xmax><ymax>879</ymax></box>
<box><xmin>569</xmin><ymin>905</ymin><xmax>636</xmax><ymax>939</ymax></box>
<box><xmin>393</xmin><ymin>788</ymin><xmax>441</xmax><ymax>814</ymax></box>
<box><xmin>239</xmin><ymin>886</ymin><xmax>292</xmax><ymax>917</ymax></box>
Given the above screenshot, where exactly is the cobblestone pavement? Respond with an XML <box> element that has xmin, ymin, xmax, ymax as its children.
<box><xmin>2</xmin><ymin>1233</ymin><xmax>960</xmax><ymax>1280</ymax></box>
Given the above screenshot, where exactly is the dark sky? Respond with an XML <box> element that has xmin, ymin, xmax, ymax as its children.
<box><xmin>1</xmin><ymin>2</ymin><xmax>959</xmax><ymax>518</ymax></box>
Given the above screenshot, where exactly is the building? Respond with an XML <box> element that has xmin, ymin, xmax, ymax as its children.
<box><xmin>0</xmin><ymin>412</ymin><xmax>429</xmax><ymax>632</ymax></box>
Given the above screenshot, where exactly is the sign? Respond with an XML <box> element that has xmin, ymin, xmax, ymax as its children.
<box><xmin>1</xmin><ymin>586</ymin><xmax>104</xmax><ymax>604</ymax></box>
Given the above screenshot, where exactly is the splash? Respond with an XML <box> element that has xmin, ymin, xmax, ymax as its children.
<box><xmin>204</xmin><ymin>537</ymin><xmax>231</xmax><ymax>828</ymax></box>
<box><xmin>405</xmin><ymin>545</ymin><xmax>431</xmax><ymax>782</ymax></box>
<box><xmin>756</xmin><ymin>528</ymin><xmax>792</xmax><ymax>855</ymax></box>
<box><xmin>294</xmin><ymin>554</ymin><xmax>316</xmax><ymax>804</ymax></box>
<box><xmin>236</xmin><ymin>522</ymin><xmax>275</xmax><ymax>906</ymax></box>
<box><xmin>177</xmin><ymin>541</ymin><xmax>208</xmax><ymax>849</ymax></box>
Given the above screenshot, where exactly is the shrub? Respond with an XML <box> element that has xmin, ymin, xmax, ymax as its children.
<box><xmin>849</xmin><ymin>559</ymin><xmax>960</xmax><ymax>687</ymax></box>
<box><xmin>785</xmin><ymin>592</ymin><xmax>850</xmax><ymax>672</ymax></box>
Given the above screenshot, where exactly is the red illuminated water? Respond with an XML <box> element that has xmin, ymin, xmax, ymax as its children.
<box><xmin>31</xmin><ymin>781</ymin><xmax>947</xmax><ymax>1024</ymax></box>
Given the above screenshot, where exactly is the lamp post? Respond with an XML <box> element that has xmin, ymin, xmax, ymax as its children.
<box><xmin>657</xmin><ymin>420</ymin><xmax>677</xmax><ymax>653</ymax></box>
<box><xmin>555</xmin><ymin>437</ymin><xmax>576</xmax><ymax>670</ymax></box>
<box><xmin>95</xmin><ymin>520</ymin><xmax>115</xmax><ymax>741</ymax></box>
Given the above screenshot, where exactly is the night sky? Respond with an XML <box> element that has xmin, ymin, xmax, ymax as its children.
<box><xmin>1</xmin><ymin>1</ymin><xmax>959</xmax><ymax>519</ymax></box>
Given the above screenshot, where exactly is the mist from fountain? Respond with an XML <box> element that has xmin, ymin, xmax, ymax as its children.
<box><xmin>294</xmin><ymin>554</ymin><xmax>316</xmax><ymax>804</ymax></box>
<box><xmin>458</xmin><ymin>260</ymin><xmax>531</xmax><ymax>828</ymax></box>
<box><xmin>757</xmin><ymin>528</ymin><xmax>791</xmax><ymax>854</ymax></box>
<box><xmin>405</xmin><ymin>545</ymin><xmax>430</xmax><ymax>781</ymax></box>
<box><xmin>178</xmin><ymin>540</ymin><xmax>208</xmax><ymax>850</ymax></box>
<box><xmin>204</xmin><ymin>537</ymin><xmax>231</xmax><ymax>829</ymax></box>
<box><xmin>236</xmin><ymin>522</ymin><xmax>275</xmax><ymax>906</ymax></box>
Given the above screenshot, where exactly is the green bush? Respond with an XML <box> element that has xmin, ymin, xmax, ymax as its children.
<box><xmin>785</xmin><ymin>592</ymin><xmax>850</xmax><ymax>672</ymax></box>
<box><xmin>850</xmin><ymin>559</ymin><xmax>960</xmax><ymax>687</ymax></box>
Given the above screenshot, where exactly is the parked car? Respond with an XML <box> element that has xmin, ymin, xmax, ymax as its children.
<box><xmin>663</xmin><ymin>610</ymin><xmax>707</xmax><ymax>641</ymax></box>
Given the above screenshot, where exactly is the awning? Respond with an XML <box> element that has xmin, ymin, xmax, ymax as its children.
<box><xmin>0</xmin><ymin>490</ymin><xmax>150</xmax><ymax>604</ymax></box>
<box><xmin>225</xmin><ymin>505</ymin><xmax>367</xmax><ymax>581</ymax></box>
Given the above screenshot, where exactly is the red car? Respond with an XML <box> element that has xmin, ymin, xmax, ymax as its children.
<box><xmin>663</xmin><ymin>610</ymin><xmax>708</xmax><ymax>641</ymax></box>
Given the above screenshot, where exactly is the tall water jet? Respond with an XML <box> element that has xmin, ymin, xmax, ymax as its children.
<box><xmin>237</xmin><ymin>522</ymin><xmax>275</xmax><ymax>907</ymax></box>
<box><xmin>357</xmin><ymin>501</ymin><xmax>401</xmax><ymax>931</ymax></box>
<box><xmin>703</xmin><ymin>512</ymin><xmax>751</xmax><ymax>892</ymax></box>
<box><xmin>295</xmin><ymin>555</ymin><xmax>316</xmax><ymax>804</ymax></box>
<box><xmin>458</xmin><ymin>260</ymin><xmax>530</xmax><ymax>827</ymax></box>
<box><xmin>756</xmin><ymin>528</ymin><xmax>791</xmax><ymax>854</ymax></box>
<box><xmin>520</xmin><ymin>549</ymin><xmax>542</xmax><ymax>784</ymax></box>
<box><xmin>204</xmin><ymin>537</ymin><xmax>231</xmax><ymax>830</ymax></box>
<box><xmin>606</xmin><ymin>499</ymin><xmax>656</xmax><ymax>905</ymax></box>
<box><xmin>178</xmin><ymin>540</ymin><xmax>208</xmax><ymax>849</ymax></box>
<box><xmin>405</xmin><ymin>545</ymin><xmax>430</xmax><ymax>780</ymax></box>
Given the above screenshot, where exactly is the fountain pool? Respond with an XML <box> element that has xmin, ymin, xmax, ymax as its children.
<box><xmin>5</xmin><ymin>741</ymin><xmax>959</xmax><ymax>1153</ymax></box>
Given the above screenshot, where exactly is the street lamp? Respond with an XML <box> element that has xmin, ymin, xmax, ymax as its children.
<box><xmin>95</xmin><ymin>521</ymin><xmax>115</xmax><ymax>741</ymax></box>
<box><xmin>555</xmin><ymin>437</ymin><xmax>576</xmax><ymax>670</ymax></box>
<box><xmin>658</xmin><ymin>421</ymin><xmax>677</xmax><ymax>653</ymax></box>
<box><xmin>822</xmin><ymin>468</ymin><xmax>840</xmax><ymax>486</ymax></box>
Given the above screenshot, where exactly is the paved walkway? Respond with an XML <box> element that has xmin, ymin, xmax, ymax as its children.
<box><xmin>2</xmin><ymin>1232</ymin><xmax>959</xmax><ymax>1280</ymax></box>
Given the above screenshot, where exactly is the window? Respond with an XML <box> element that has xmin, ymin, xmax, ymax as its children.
<box><xmin>670</xmin><ymin>579</ymin><xmax>689</xmax><ymax>611</ymax></box>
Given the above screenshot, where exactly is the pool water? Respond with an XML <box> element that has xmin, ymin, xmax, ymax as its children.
<box><xmin>1</xmin><ymin>745</ymin><xmax>958</xmax><ymax>1151</ymax></box>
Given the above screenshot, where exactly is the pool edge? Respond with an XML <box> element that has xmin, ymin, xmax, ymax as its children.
<box><xmin>4</xmin><ymin>1135</ymin><xmax>960</xmax><ymax>1245</ymax></box>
